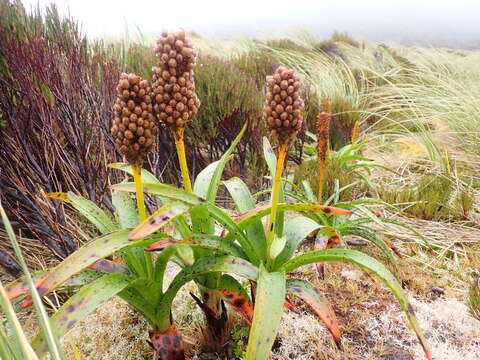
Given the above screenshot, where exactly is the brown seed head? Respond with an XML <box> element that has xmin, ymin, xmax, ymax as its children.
<box><xmin>111</xmin><ymin>73</ymin><xmax>157</xmax><ymax>165</ymax></box>
<box><xmin>152</xmin><ymin>30</ymin><xmax>200</xmax><ymax>132</ymax></box>
<box><xmin>317</xmin><ymin>97</ymin><xmax>332</xmax><ymax>164</ymax></box>
<box><xmin>264</xmin><ymin>66</ymin><xmax>304</xmax><ymax>142</ymax></box>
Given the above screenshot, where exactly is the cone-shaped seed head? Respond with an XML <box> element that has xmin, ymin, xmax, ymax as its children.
<box><xmin>152</xmin><ymin>30</ymin><xmax>201</xmax><ymax>132</ymax></box>
<box><xmin>263</xmin><ymin>66</ymin><xmax>304</xmax><ymax>142</ymax></box>
<box><xmin>317</xmin><ymin>97</ymin><xmax>332</xmax><ymax>164</ymax></box>
<box><xmin>111</xmin><ymin>73</ymin><xmax>157</xmax><ymax>165</ymax></box>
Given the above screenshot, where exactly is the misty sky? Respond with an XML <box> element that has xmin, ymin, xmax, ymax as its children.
<box><xmin>20</xmin><ymin>0</ymin><xmax>480</xmax><ymax>46</ymax></box>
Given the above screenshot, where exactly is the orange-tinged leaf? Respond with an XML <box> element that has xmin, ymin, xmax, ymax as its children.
<box><xmin>129</xmin><ymin>202</ymin><xmax>191</xmax><ymax>241</ymax></box>
<box><xmin>144</xmin><ymin>238</ymin><xmax>178</xmax><ymax>251</ymax></box>
<box><xmin>287</xmin><ymin>279</ymin><xmax>342</xmax><ymax>349</ymax></box>
<box><xmin>383</xmin><ymin>239</ymin><xmax>402</xmax><ymax>258</ymax></box>
<box><xmin>284</xmin><ymin>299</ymin><xmax>299</xmax><ymax>313</ymax></box>
<box><xmin>47</xmin><ymin>192</ymin><xmax>71</xmax><ymax>203</ymax></box>
<box><xmin>235</xmin><ymin>203</ymin><xmax>352</xmax><ymax>227</ymax></box>
<box><xmin>216</xmin><ymin>289</ymin><xmax>254</xmax><ymax>326</ymax></box>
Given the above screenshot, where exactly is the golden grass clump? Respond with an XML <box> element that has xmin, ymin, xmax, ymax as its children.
<box><xmin>264</xmin><ymin>66</ymin><xmax>304</xmax><ymax>142</ymax></box>
<box><xmin>111</xmin><ymin>73</ymin><xmax>156</xmax><ymax>165</ymax></box>
<box><xmin>152</xmin><ymin>30</ymin><xmax>201</xmax><ymax>131</ymax></box>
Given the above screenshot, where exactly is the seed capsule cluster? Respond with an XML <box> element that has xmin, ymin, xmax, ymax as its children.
<box><xmin>264</xmin><ymin>66</ymin><xmax>304</xmax><ymax>141</ymax></box>
<box><xmin>111</xmin><ymin>73</ymin><xmax>157</xmax><ymax>164</ymax></box>
<box><xmin>152</xmin><ymin>30</ymin><xmax>200</xmax><ymax>131</ymax></box>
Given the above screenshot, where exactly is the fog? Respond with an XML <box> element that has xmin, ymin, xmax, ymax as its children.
<box><xmin>20</xmin><ymin>0</ymin><xmax>480</xmax><ymax>48</ymax></box>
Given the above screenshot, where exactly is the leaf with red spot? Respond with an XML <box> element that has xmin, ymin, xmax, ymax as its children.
<box><xmin>31</xmin><ymin>273</ymin><xmax>131</xmax><ymax>356</ymax></box>
<box><xmin>287</xmin><ymin>278</ymin><xmax>342</xmax><ymax>349</ymax></box>
<box><xmin>128</xmin><ymin>202</ymin><xmax>191</xmax><ymax>241</ymax></box>
<box><xmin>148</xmin><ymin>326</ymin><xmax>184</xmax><ymax>360</ymax></box>
<box><xmin>89</xmin><ymin>259</ymin><xmax>129</xmax><ymax>274</ymax></box>
<box><xmin>234</xmin><ymin>203</ymin><xmax>352</xmax><ymax>227</ymax></box>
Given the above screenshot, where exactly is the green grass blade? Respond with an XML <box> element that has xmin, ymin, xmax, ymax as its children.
<box><xmin>31</xmin><ymin>273</ymin><xmax>131</xmax><ymax>356</ymax></box>
<box><xmin>0</xmin><ymin>204</ymin><xmax>66</xmax><ymax>360</ymax></box>
<box><xmin>0</xmin><ymin>281</ymin><xmax>39</xmax><ymax>360</ymax></box>
<box><xmin>283</xmin><ymin>249</ymin><xmax>431</xmax><ymax>360</ymax></box>
<box><xmin>245</xmin><ymin>265</ymin><xmax>285</xmax><ymax>360</ymax></box>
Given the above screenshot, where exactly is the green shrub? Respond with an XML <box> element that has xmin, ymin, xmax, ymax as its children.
<box><xmin>378</xmin><ymin>174</ymin><xmax>474</xmax><ymax>221</ymax></box>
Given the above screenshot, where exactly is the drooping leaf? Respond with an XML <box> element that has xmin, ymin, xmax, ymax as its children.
<box><xmin>108</xmin><ymin>163</ymin><xmax>160</xmax><ymax>184</ymax></box>
<box><xmin>340</xmin><ymin>225</ymin><xmax>401</xmax><ymax>279</ymax></box>
<box><xmin>89</xmin><ymin>259</ymin><xmax>129</xmax><ymax>275</ymax></box>
<box><xmin>128</xmin><ymin>202</ymin><xmax>191</xmax><ymax>241</ymax></box>
<box><xmin>287</xmin><ymin>278</ymin><xmax>341</xmax><ymax>348</ymax></box>
<box><xmin>214</xmin><ymin>274</ymin><xmax>254</xmax><ymax>326</ymax></box>
<box><xmin>31</xmin><ymin>273</ymin><xmax>131</xmax><ymax>356</ymax></box>
<box><xmin>235</xmin><ymin>202</ymin><xmax>352</xmax><ymax>229</ymax></box>
<box><xmin>112</xmin><ymin>182</ymin><xmax>203</xmax><ymax>206</ymax></box>
<box><xmin>283</xmin><ymin>249</ymin><xmax>432</xmax><ymax>360</ymax></box>
<box><xmin>67</xmin><ymin>192</ymin><xmax>116</xmax><ymax>234</ymax></box>
<box><xmin>22</xmin><ymin>230</ymin><xmax>162</xmax><ymax>307</ymax></box>
<box><xmin>6</xmin><ymin>269</ymin><xmax>101</xmax><ymax>301</ymax></box>
<box><xmin>245</xmin><ymin>265</ymin><xmax>285</xmax><ymax>360</ymax></box>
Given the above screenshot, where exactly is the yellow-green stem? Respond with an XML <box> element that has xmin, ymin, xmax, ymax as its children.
<box><xmin>173</xmin><ymin>128</ymin><xmax>192</xmax><ymax>193</ymax></box>
<box><xmin>132</xmin><ymin>164</ymin><xmax>147</xmax><ymax>221</ymax></box>
<box><xmin>266</xmin><ymin>143</ymin><xmax>289</xmax><ymax>263</ymax></box>
<box><xmin>132</xmin><ymin>163</ymin><xmax>153</xmax><ymax>277</ymax></box>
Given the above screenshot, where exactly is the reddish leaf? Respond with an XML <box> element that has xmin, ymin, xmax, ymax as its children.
<box><xmin>383</xmin><ymin>239</ymin><xmax>402</xmax><ymax>258</ymax></box>
<box><xmin>215</xmin><ymin>289</ymin><xmax>254</xmax><ymax>326</ymax></box>
<box><xmin>284</xmin><ymin>299</ymin><xmax>299</xmax><ymax>314</ymax></box>
<box><xmin>287</xmin><ymin>279</ymin><xmax>342</xmax><ymax>349</ymax></box>
<box><xmin>144</xmin><ymin>238</ymin><xmax>178</xmax><ymax>252</ymax></box>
